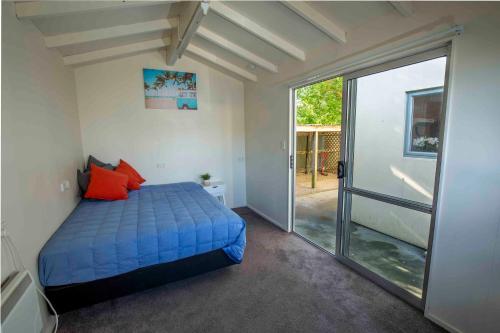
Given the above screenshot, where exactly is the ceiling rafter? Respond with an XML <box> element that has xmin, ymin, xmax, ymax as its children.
<box><xmin>186</xmin><ymin>44</ymin><xmax>257</xmax><ymax>82</ymax></box>
<box><xmin>281</xmin><ymin>1</ymin><xmax>346</xmax><ymax>43</ymax></box>
<box><xmin>196</xmin><ymin>26</ymin><xmax>278</xmax><ymax>73</ymax></box>
<box><xmin>45</xmin><ymin>18</ymin><xmax>178</xmax><ymax>49</ymax></box>
<box><xmin>15</xmin><ymin>1</ymin><xmax>169</xmax><ymax>19</ymax></box>
<box><xmin>210</xmin><ymin>2</ymin><xmax>306</xmax><ymax>61</ymax></box>
<box><xmin>390</xmin><ymin>2</ymin><xmax>414</xmax><ymax>17</ymax></box>
<box><xmin>166</xmin><ymin>1</ymin><xmax>209</xmax><ymax>66</ymax></box>
<box><xmin>63</xmin><ymin>38</ymin><xmax>170</xmax><ymax>66</ymax></box>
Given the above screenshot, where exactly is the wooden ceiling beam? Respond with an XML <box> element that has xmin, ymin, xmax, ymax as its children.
<box><xmin>45</xmin><ymin>18</ymin><xmax>178</xmax><ymax>48</ymax></box>
<box><xmin>186</xmin><ymin>44</ymin><xmax>257</xmax><ymax>81</ymax></box>
<box><xmin>196</xmin><ymin>26</ymin><xmax>278</xmax><ymax>73</ymax></box>
<box><xmin>390</xmin><ymin>2</ymin><xmax>414</xmax><ymax>17</ymax></box>
<box><xmin>166</xmin><ymin>1</ymin><xmax>209</xmax><ymax>66</ymax></box>
<box><xmin>210</xmin><ymin>2</ymin><xmax>306</xmax><ymax>61</ymax></box>
<box><xmin>282</xmin><ymin>1</ymin><xmax>346</xmax><ymax>43</ymax></box>
<box><xmin>15</xmin><ymin>1</ymin><xmax>169</xmax><ymax>19</ymax></box>
<box><xmin>63</xmin><ymin>38</ymin><xmax>170</xmax><ymax>66</ymax></box>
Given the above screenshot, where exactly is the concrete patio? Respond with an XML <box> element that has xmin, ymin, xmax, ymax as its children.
<box><xmin>294</xmin><ymin>173</ymin><xmax>426</xmax><ymax>298</ymax></box>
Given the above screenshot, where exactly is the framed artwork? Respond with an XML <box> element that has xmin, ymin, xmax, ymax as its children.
<box><xmin>143</xmin><ymin>69</ymin><xmax>197</xmax><ymax>110</ymax></box>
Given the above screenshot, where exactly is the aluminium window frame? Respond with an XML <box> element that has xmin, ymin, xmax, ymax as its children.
<box><xmin>404</xmin><ymin>86</ymin><xmax>444</xmax><ymax>158</ymax></box>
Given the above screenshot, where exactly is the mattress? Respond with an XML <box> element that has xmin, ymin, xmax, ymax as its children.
<box><xmin>38</xmin><ymin>182</ymin><xmax>246</xmax><ymax>287</ymax></box>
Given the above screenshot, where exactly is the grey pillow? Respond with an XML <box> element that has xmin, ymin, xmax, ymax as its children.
<box><xmin>77</xmin><ymin>169</ymin><xmax>90</xmax><ymax>195</ymax></box>
<box><xmin>85</xmin><ymin>155</ymin><xmax>115</xmax><ymax>172</ymax></box>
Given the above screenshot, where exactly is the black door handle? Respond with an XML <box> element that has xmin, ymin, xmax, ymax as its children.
<box><xmin>337</xmin><ymin>161</ymin><xmax>345</xmax><ymax>179</ymax></box>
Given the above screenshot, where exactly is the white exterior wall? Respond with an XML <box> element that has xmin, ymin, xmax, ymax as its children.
<box><xmin>74</xmin><ymin>51</ymin><xmax>247</xmax><ymax>208</ymax></box>
<box><xmin>351</xmin><ymin>58</ymin><xmax>446</xmax><ymax>248</ymax></box>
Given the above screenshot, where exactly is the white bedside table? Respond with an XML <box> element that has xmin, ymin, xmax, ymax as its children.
<box><xmin>202</xmin><ymin>181</ymin><xmax>226</xmax><ymax>205</ymax></box>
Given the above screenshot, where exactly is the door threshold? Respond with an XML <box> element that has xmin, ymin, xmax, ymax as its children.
<box><xmin>336</xmin><ymin>255</ymin><xmax>424</xmax><ymax>310</ymax></box>
<box><xmin>292</xmin><ymin>231</ymin><xmax>336</xmax><ymax>256</ymax></box>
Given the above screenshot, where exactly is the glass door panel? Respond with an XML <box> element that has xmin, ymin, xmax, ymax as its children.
<box><xmin>338</xmin><ymin>48</ymin><xmax>449</xmax><ymax>307</ymax></box>
<box><xmin>344</xmin><ymin>194</ymin><xmax>431</xmax><ymax>298</ymax></box>
<box><xmin>351</xmin><ymin>57</ymin><xmax>446</xmax><ymax>205</ymax></box>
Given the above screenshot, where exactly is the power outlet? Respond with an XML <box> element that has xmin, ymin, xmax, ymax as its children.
<box><xmin>156</xmin><ymin>163</ymin><xmax>166</xmax><ymax>169</ymax></box>
<box><xmin>60</xmin><ymin>180</ymin><xmax>70</xmax><ymax>192</ymax></box>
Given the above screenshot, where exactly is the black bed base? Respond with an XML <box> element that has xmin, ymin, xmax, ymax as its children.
<box><xmin>45</xmin><ymin>249</ymin><xmax>236</xmax><ymax>313</ymax></box>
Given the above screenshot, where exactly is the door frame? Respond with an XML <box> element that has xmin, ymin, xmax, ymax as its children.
<box><xmin>335</xmin><ymin>45</ymin><xmax>452</xmax><ymax>309</ymax></box>
<box><xmin>288</xmin><ymin>43</ymin><xmax>452</xmax><ymax>309</ymax></box>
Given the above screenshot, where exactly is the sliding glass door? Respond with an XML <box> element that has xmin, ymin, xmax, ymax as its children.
<box><xmin>336</xmin><ymin>47</ymin><xmax>450</xmax><ymax>307</ymax></box>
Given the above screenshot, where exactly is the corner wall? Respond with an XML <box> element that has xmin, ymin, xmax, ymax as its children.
<box><xmin>1</xmin><ymin>1</ymin><xmax>84</xmax><ymax>283</ymax></box>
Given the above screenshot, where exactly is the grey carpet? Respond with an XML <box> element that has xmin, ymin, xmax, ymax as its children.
<box><xmin>58</xmin><ymin>208</ymin><xmax>444</xmax><ymax>333</ymax></box>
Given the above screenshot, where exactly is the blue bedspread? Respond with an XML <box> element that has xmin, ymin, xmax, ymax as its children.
<box><xmin>38</xmin><ymin>182</ymin><xmax>246</xmax><ymax>287</ymax></box>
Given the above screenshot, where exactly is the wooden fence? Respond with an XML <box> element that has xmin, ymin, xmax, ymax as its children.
<box><xmin>296</xmin><ymin>125</ymin><xmax>341</xmax><ymax>188</ymax></box>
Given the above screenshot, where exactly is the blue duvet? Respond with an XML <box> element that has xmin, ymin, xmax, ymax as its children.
<box><xmin>38</xmin><ymin>182</ymin><xmax>246</xmax><ymax>287</ymax></box>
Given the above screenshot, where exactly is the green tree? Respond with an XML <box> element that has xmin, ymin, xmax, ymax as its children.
<box><xmin>296</xmin><ymin>77</ymin><xmax>343</xmax><ymax>125</ymax></box>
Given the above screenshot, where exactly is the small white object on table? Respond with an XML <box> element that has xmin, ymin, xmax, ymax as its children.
<box><xmin>202</xmin><ymin>181</ymin><xmax>226</xmax><ymax>205</ymax></box>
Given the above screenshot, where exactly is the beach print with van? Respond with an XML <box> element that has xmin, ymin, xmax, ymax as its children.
<box><xmin>143</xmin><ymin>69</ymin><xmax>197</xmax><ymax>110</ymax></box>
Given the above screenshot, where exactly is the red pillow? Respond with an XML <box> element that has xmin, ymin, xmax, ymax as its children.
<box><xmin>115</xmin><ymin>163</ymin><xmax>141</xmax><ymax>190</ymax></box>
<box><xmin>115</xmin><ymin>159</ymin><xmax>145</xmax><ymax>186</ymax></box>
<box><xmin>84</xmin><ymin>164</ymin><xmax>129</xmax><ymax>200</ymax></box>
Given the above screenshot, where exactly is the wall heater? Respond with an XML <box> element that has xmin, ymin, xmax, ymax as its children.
<box><xmin>1</xmin><ymin>270</ymin><xmax>44</xmax><ymax>333</ymax></box>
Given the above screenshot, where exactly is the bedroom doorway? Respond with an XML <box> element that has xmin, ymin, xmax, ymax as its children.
<box><xmin>291</xmin><ymin>77</ymin><xmax>342</xmax><ymax>254</ymax></box>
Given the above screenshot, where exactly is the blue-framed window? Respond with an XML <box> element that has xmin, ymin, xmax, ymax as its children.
<box><xmin>404</xmin><ymin>87</ymin><xmax>444</xmax><ymax>158</ymax></box>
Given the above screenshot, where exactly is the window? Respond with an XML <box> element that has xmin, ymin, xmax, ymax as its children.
<box><xmin>404</xmin><ymin>87</ymin><xmax>443</xmax><ymax>158</ymax></box>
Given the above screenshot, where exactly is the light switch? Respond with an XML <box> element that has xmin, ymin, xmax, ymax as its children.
<box><xmin>281</xmin><ymin>140</ymin><xmax>287</xmax><ymax>151</ymax></box>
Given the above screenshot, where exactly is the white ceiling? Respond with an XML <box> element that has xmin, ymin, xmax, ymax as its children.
<box><xmin>17</xmin><ymin>1</ymin><xmax>415</xmax><ymax>81</ymax></box>
<box><xmin>32</xmin><ymin>2</ymin><xmax>178</xmax><ymax>36</ymax></box>
<box><xmin>307</xmin><ymin>1</ymin><xmax>394</xmax><ymax>30</ymax></box>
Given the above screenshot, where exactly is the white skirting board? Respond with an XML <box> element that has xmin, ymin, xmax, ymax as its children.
<box><xmin>424</xmin><ymin>313</ymin><xmax>462</xmax><ymax>333</ymax></box>
<box><xmin>42</xmin><ymin>316</ymin><xmax>57</xmax><ymax>333</ymax></box>
<box><xmin>246</xmin><ymin>205</ymin><xmax>289</xmax><ymax>232</ymax></box>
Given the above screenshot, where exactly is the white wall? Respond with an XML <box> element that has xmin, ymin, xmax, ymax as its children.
<box><xmin>425</xmin><ymin>13</ymin><xmax>500</xmax><ymax>333</ymax></box>
<box><xmin>1</xmin><ymin>1</ymin><xmax>83</xmax><ymax>281</ymax></box>
<box><xmin>351</xmin><ymin>58</ymin><xmax>446</xmax><ymax>248</ymax></box>
<box><xmin>245</xmin><ymin>83</ymin><xmax>290</xmax><ymax>227</ymax></box>
<box><xmin>74</xmin><ymin>51</ymin><xmax>246</xmax><ymax>208</ymax></box>
<box><xmin>1</xmin><ymin>2</ymin><xmax>84</xmax><ymax>328</ymax></box>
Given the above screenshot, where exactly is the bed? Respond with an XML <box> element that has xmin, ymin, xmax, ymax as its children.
<box><xmin>39</xmin><ymin>182</ymin><xmax>246</xmax><ymax>312</ymax></box>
